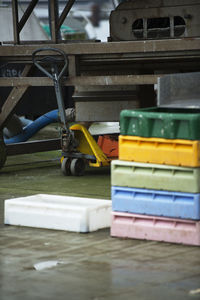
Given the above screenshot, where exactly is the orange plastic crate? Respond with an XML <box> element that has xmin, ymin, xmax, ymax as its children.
<box><xmin>97</xmin><ymin>135</ymin><xmax>118</xmax><ymax>158</ymax></box>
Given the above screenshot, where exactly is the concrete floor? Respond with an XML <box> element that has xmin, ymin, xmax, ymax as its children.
<box><xmin>0</xmin><ymin>146</ymin><xmax>200</xmax><ymax>299</ymax></box>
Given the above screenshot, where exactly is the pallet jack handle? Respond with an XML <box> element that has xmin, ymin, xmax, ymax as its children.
<box><xmin>32</xmin><ymin>47</ymin><xmax>69</xmax><ymax>134</ymax></box>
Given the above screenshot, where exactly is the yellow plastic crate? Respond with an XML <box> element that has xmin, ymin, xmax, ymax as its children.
<box><xmin>119</xmin><ymin>136</ymin><xmax>200</xmax><ymax>167</ymax></box>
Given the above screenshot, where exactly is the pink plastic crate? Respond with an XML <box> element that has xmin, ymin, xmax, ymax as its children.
<box><xmin>111</xmin><ymin>212</ymin><xmax>200</xmax><ymax>246</ymax></box>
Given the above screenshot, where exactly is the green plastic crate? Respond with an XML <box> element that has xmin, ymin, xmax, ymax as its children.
<box><xmin>120</xmin><ymin>107</ymin><xmax>200</xmax><ymax>140</ymax></box>
<box><xmin>111</xmin><ymin>160</ymin><xmax>200</xmax><ymax>193</ymax></box>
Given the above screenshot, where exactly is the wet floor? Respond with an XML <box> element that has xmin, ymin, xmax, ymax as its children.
<box><xmin>0</xmin><ymin>145</ymin><xmax>200</xmax><ymax>299</ymax></box>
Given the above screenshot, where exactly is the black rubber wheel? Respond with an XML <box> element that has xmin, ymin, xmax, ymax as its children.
<box><xmin>70</xmin><ymin>158</ymin><xmax>86</xmax><ymax>176</ymax></box>
<box><xmin>0</xmin><ymin>135</ymin><xmax>6</xmax><ymax>170</ymax></box>
<box><xmin>61</xmin><ymin>157</ymin><xmax>72</xmax><ymax>176</ymax></box>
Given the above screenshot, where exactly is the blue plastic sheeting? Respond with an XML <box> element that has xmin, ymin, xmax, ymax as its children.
<box><xmin>4</xmin><ymin>110</ymin><xmax>59</xmax><ymax>144</ymax></box>
<box><xmin>112</xmin><ymin>186</ymin><xmax>200</xmax><ymax>220</ymax></box>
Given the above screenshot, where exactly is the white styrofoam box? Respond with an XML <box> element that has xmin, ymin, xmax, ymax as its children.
<box><xmin>4</xmin><ymin>194</ymin><xmax>111</xmax><ymax>232</ymax></box>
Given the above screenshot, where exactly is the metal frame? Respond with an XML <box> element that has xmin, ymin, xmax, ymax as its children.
<box><xmin>11</xmin><ymin>0</ymin><xmax>76</xmax><ymax>44</ymax></box>
<box><xmin>0</xmin><ymin>0</ymin><xmax>200</xmax><ymax>157</ymax></box>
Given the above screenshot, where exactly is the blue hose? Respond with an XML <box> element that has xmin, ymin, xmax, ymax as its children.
<box><xmin>4</xmin><ymin>110</ymin><xmax>59</xmax><ymax>144</ymax></box>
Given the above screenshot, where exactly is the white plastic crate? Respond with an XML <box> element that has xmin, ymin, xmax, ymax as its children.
<box><xmin>4</xmin><ymin>194</ymin><xmax>111</xmax><ymax>232</ymax></box>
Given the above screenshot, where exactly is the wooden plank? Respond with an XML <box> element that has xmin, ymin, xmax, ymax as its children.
<box><xmin>6</xmin><ymin>139</ymin><xmax>61</xmax><ymax>156</ymax></box>
<box><xmin>0</xmin><ymin>38</ymin><xmax>200</xmax><ymax>56</ymax></box>
<box><xmin>18</xmin><ymin>0</ymin><xmax>39</xmax><ymax>33</ymax></box>
<box><xmin>58</xmin><ymin>0</ymin><xmax>76</xmax><ymax>30</ymax></box>
<box><xmin>0</xmin><ymin>86</ymin><xmax>28</xmax><ymax>130</ymax></box>
<box><xmin>68</xmin><ymin>55</ymin><xmax>77</xmax><ymax>77</ymax></box>
<box><xmin>0</xmin><ymin>65</ymin><xmax>31</xmax><ymax>130</ymax></box>
<box><xmin>12</xmin><ymin>0</ymin><xmax>19</xmax><ymax>44</ymax></box>
<box><xmin>49</xmin><ymin>0</ymin><xmax>59</xmax><ymax>43</ymax></box>
<box><xmin>0</xmin><ymin>74</ymin><xmax>161</xmax><ymax>87</ymax></box>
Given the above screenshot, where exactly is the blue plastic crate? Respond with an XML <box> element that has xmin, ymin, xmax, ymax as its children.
<box><xmin>112</xmin><ymin>186</ymin><xmax>200</xmax><ymax>220</ymax></box>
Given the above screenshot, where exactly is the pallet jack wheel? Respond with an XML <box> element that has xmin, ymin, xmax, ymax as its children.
<box><xmin>61</xmin><ymin>157</ymin><xmax>72</xmax><ymax>176</ymax></box>
<box><xmin>0</xmin><ymin>136</ymin><xmax>6</xmax><ymax>170</ymax></box>
<box><xmin>70</xmin><ymin>158</ymin><xmax>86</xmax><ymax>176</ymax></box>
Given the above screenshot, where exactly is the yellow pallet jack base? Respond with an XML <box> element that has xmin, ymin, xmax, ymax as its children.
<box><xmin>61</xmin><ymin>124</ymin><xmax>110</xmax><ymax>169</ymax></box>
<box><xmin>70</xmin><ymin>124</ymin><xmax>110</xmax><ymax>167</ymax></box>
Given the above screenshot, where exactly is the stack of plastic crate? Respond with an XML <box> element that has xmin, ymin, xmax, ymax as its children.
<box><xmin>111</xmin><ymin>107</ymin><xmax>200</xmax><ymax>246</ymax></box>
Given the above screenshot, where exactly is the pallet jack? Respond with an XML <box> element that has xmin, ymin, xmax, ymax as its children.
<box><xmin>32</xmin><ymin>47</ymin><xmax>110</xmax><ymax>176</ymax></box>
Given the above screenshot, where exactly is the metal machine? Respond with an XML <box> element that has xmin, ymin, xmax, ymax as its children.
<box><xmin>110</xmin><ymin>0</ymin><xmax>200</xmax><ymax>41</ymax></box>
<box><xmin>0</xmin><ymin>0</ymin><xmax>200</xmax><ymax>172</ymax></box>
